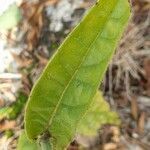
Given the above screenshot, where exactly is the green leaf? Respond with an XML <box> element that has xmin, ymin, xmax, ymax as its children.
<box><xmin>17</xmin><ymin>131</ymin><xmax>38</xmax><ymax>150</ymax></box>
<box><xmin>0</xmin><ymin>107</ymin><xmax>11</xmax><ymax>120</ymax></box>
<box><xmin>17</xmin><ymin>131</ymin><xmax>52</xmax><ymax>150</ymax></box>
<box><xmin>77</xmin><ymin>91</ymin><xmax>120</xmax><ymax>136</ymax></box>
<box><xmin>5</xmin><ymin>130</ymin><xmax>14</xmax><ymax>139</ymax></box>
<box><xmin>25</xmin><ymin>0</ymin><xmax>131</xmax><ymax>149</ymax></box>
<box><xmin>0</xmin><ymin>92</ymin><xmax>27</xmax><ymax>121</ymax></box>
<box><xmin>0</xmin><ymin>3</ymin><xmax>21</xmax><ymax>30</ymax></box>
<box><xmin>8</xmin><ymin>92</ymin><xmax>27</xmax><ymax>120</ymax></box>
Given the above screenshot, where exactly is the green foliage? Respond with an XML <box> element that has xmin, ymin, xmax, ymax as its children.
<box><xmin>8</xmin><ymin>92</ymin><xmax>27</xmax><ymax>119</ymax></box>
<box><xmin>17</xmin><ymin>131</ymin><xmax>38</xmax><ymax>150</ymax></box>
<box><xmin>0</xmin><ymin>3</ymin><xmax>21</xmax><ymax>30</ymax></box>
<box><xmin>5</xmin><ymin>130</ymin><xmax>14</xmax><ymax>139</ymax></box>
<box><xmin>17</xmin><ymin>131</ymin><xmax>52</xmax><ymax>150</ymax></box>
<box><xmin>0</xmin><ymin>92</ymin><xmax>27</xmax><ymax>120</ymax></box>
<box><xmin>0</xmin><ymin>107</ymin><xmax>11</xmax><ymax>120</ymax></box>
<box><xmin>18</xmin><ymin>92</ymin><xmax>119</xmax><ymax>150</ymax></box>
<box><xmin>77</xmin><ymin>91</ymin><xmax>120</xmax><ymax>136</ymax></box>
<box><xmin>25</xmin><ymin>0</ymin><xmax>131</xmax><ymax>149</ymax></box>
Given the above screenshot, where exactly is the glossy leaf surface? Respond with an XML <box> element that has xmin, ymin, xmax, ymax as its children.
<box><xmin>25</xmin><ymin>0</ymin><xmax>131</xmax><ymax>149</ymax></box>
<box><xmin>77</xmin><ymin>91</ymin><xmax>120</xmax><ymax>136</ymax></box>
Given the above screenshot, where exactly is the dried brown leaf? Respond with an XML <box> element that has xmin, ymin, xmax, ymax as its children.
<box><xmin>20</xmin><ymin>0</ymin><xmax>59</xmax><ymax>51</ymax></box>
<box><xmin>35</xmin><ymin>53</ymin><xmax>48</xmax><ymax>65</ymax></box>
<box><xmin>12</xmin><ymin>53</ymin><xmax>33</xmax><ymax>68</ymax></box>
<box><xmin>0</xmin><ymin>121</ymin><xmax>16</xmax><ymax>132</ymax></box>
<box><xmin>103</xmin><ymin>143</ymin><xmax>117</xmax><ymax>150</ymax></box>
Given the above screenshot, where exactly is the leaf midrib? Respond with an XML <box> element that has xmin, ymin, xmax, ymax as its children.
<box><xmin>47</xmin><ymin>0</ymin><xmax>118</xmax><ymax>129</ymax></box>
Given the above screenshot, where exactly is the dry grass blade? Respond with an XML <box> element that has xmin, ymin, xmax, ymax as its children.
<box><xmin>104</xmin><ymin>12</ymin><xmax>150</xmax><ymax>97</ymax></box>
<box><xmin>144</xmin><ymin>58</ymin><xmax>150</xmax><ymax>95</ymax></box>
<box><xmin>138</xmin><ymin>111</ymin><xmax>146</xmax><ymax>134</ymax></box>
<box><xmin>131</xmin><ymin>97</ymin><xmax>139</xmax><ymax>121</ymax></box>
<box><xmin>0</xmin><ymin>73</ymin><xmax>22</xmax><ymax>79</ymax></box>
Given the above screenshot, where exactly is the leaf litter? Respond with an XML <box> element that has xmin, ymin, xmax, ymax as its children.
<box><xmin>0</xmin><ymin>0</ymin><xmax>150</xmax><ymax>149</ymax></box>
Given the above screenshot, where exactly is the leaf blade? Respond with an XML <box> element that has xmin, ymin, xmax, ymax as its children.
<box><xmin>25</xmin><ymin>0</ymin><xmax>131</xmax><ymax>149</ymax></box>
<box><xmin>17</xmin><ymin>131</ymin><xmax>38</xmax><ymax>150</ymax></box>
<box><xmin>77</xmin><ymin>91</ymin><xmax>120</xmax><ymax>136</ymax></box>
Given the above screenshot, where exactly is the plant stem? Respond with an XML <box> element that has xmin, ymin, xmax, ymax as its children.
<box><xmin>40</xmin><ymin>139</ymin><xmax>52</xmax><ymax>150</ymax></box>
